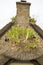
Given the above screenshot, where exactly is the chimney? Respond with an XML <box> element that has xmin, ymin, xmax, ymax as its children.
<box><xmin>16</xmin><ymin>0</ymin><xmax>31</xmax><ymax>27</ymax></box>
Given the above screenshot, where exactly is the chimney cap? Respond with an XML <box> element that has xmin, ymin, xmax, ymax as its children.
<box><xmin>16</xmin><ymin>2</ymin><xmax>31</xmax><ymax>6</ymax></box>
<box><xmin>21</xmin><ymin>0</ymin><xmax>26</xmax><ymax>2</ymax></box>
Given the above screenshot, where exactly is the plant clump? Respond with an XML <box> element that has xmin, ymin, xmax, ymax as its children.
<box><xmin>11</xmin><ymin>17</ymin><xmax>16</xmax><ymax>22</ymax></box>
<box><xmin>29</xmin><ymin>17</ymin><xmax>36</xmax><ymax>23</ymax></box>
<box><xmin>7</xmin><ymin>26</ymin><xmax>40</xmax><ymax>49</ymax></box>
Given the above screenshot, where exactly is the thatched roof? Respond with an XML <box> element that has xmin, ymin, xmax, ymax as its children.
<box><xmin>0</xmin><ymin>22</ymin><xmax>43</xmax><ymax>60</ymax></box>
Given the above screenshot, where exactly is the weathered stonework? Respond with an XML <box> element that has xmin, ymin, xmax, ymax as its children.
<box><xmin>37</xmin><ymin>55</ymin><xmax>43</xmax><ymax>65</ymax></box>
<box><xmin>16</xmin><ymin>2</ymin><xmax>31</xmax><ymax>27</ymax></box>
<box><xmin>0</xmin><ymin>55</ymin><xmax>10</xmax><ymax>65</ymax></box>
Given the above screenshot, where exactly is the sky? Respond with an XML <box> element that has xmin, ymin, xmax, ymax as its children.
<box><xmin>0</xmin><ymin>0</ymin><xmax>43</xmax><ymax>30</ymax></box>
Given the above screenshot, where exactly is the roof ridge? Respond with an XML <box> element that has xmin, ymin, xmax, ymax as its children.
<box><xmin>29</xmin><ymin>22</ymin><xmax>43</xmax><ymax>39</ymax></box>
<box><xmin>0</xmin><ymin>22</ymin><xmax>15</xmax><ymax>37</ymax></box>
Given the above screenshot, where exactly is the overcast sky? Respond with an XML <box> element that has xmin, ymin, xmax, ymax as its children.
<box><xmin>0</xmin><ymin>0</ymin><xmax>43</xmax><ymax>30</ymax></box>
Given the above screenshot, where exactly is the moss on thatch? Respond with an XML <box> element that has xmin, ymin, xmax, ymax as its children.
<box><xmin>7</xmin><ymin>26</ymin><xmax>40</xmax><ymax>49</ymax></box>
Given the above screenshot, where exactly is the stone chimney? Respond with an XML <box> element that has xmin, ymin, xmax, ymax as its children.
<box><xmin>16</xmin><ymin>0</ymin><xmax>31</xmax><ymax>27</ymax></box>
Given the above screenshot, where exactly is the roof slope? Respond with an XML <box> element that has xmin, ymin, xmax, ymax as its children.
<box><xmin>0</xmin><ymin>22</ymin><xmax>15</xmax><ymax>37</ymax></box>
<box><xmin>29</xmin><ymin>23</ymin><xmax>43</xmax><ymax>39</ymax></box>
